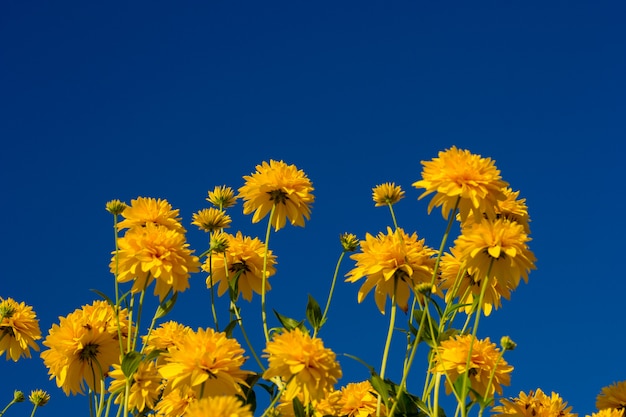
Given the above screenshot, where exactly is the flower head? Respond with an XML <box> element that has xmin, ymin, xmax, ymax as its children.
<box><xmin>454</xmin><ymin>218</ymin><xmax>536</xmax><ymax>294</ymax></box>
<box><xmin>207</xmin><ymin>185</ymin><xmax>238</xmax><ymax>209</ymax></box>
<box><xmin>263</xmin><ymin>328</ymin><xmax>342</xmax><ymax>404</ymax></box>
<box><xmin>431</xmin><ymin>334</ymin><xmax>513</xmax><ymax>400</ymax></box>
<box><xmin>588</xmin><ymin>410</ymin><xmax>625</xmax><ymax>417</ymax></box>
<box><xmin>41</xmin><ymin>301</ymin><xmax>129</xmax><ymax>395</ymax></box>
<box><xmin>143</xmin><ymin>320</ymin><xmax>191</xmax><ymax>355</ymax></box>
<box><xmin>109</xmin><ymin>360</ymin><xmax>162</xmax><ymax>412</ymax></box>
<box><xmin>338</xmin><ymin>380</ymin><xmax>386</xmax><ymax>417</ymax></box>
<box><xmin>372</xmin><ymin>182</ymin><xmax>405</xmax><ymax>207</ymax></box>
<box><xmin>202</xmin><ymin>231</ymin><xmax>277</xmax><ymax>302</ymax></box>
<box><xmin>117</xmin><ymin>197</ymin><xmax>185</xmax><ymax>233</ymax></box>
<box><xmin>597</xmin><ymin>381</ymin><xmax>626</xmax><ymax>410</ymax></box>
<box><xmin>340</xmin><ymin>233</ymin><xmax>359</xmax><ymax>252</ymax></box>
<box><xmin>192</xmin><ymin>208</ymin><xmax>232</xmax><ymax>232</ymax></box>
<box><xmin>105</xmin><ymin>199</ymin><xmax>127</xmax><ymax>215</ymax></box>
<box><xmin>239</xmin><ymin>160</ymin><xmax>314</xmax><ymax>231</ymax></box>
<box><xmin>158</xmin><ymin>327</ymin><xmax>252</xmax><ymax>398</ymax></box>
<box><xmin>493</xmin><ymin>389</ymin><xmax>577</xmax><ymax>417</ymax></box>
<box><xmin>412</xmin><ymin>146</ymin><xmax>508</xmax><ymax>222</ymax></box>
<box><xmin>28</xmin><ymin>389</ymin><xmax>50</xmax><ymax>407</ymax></box>
<box><xmin>0</xmin><ymin>297</ymin><xmax>42</xmax><ymax>361</ymax></box>
<box><xmin>112</xmin><ymin>222</ymin><xmax>201</xmax><ymax>301</ymax></box>
<box><xmin>13</xmin><ymin>390</ymin><xmax>25</xmax><ymax>403</ymax></box>
<box><xmin>154</xmin><ymin>385</ymin><xmax>196</xmax><ymax>417</ymax></box>
<box><xmin>346</xmin><ymin>227</ymin><xmax>437</xmax><ymax>314</ymax></box>
<box><xmin>185</xmin><ymin>396</ymin><xmax>253</xmax><ymax>417</ymax></box>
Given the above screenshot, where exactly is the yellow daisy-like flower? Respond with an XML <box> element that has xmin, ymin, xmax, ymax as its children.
<box><xmin>143</xmin><ymin>320</ymin><xmax>191</xmax><ymax>354</ymax></box>
<box><xmin>493</xmin><ymin>388</ymin><xmax>577</xmax><ymax>417</ymax></box>
<box><xmin>597</xmin><ymin>381</ymin><xmax>626</xmax><ymax>410</ymax></box>
<box><xmin>238</xmin><ymin>160</ymin><xmax>314</xmax><ymax>231</ymax></box>
<box><xmin>202</xmin><ymin>231</ymin><xmax>277</xmax><ymax>302</ymax></box>
<box><xmin>345</xmin><ymin>227</ymin><xmax>437</xmax><ymax>314</ymax></box>
<box><xmin>185</xmin><ymin>396</ymin><xmax>253</xmax><ymax>417</ymax></box>
<box><xmin>372</xmin><ymin>182</ymin><xmax>405</xmax><ymax>207</ymax></box>
<box><xmin>0</xmin><ymin>297</ymin><xmax>42</xmax><ymax>361</ymax></box>
<box><xmin>338</xmin><ymin>380</ymin><xmax>386</xmax><ymax>417</ymax></box>
<box><xmin>112</xmin><ymin>222</ymin><xmax>201</xmax><ymax>301</ymax></box>
<box><xmin>589</xmin><ymin>410</ymin><xmax>625</xmax><ymax>417</ymax></box>
<box><xmin>154</xmin><ymin>385</ymin><xmax>196</xmax><ymax>417</ymax></box>
<box><xmin>263</xmin><ymin>328</ymin><xmax>342</xmax><ymax>404</ymax></box>
<box><xmin>117</xmin><ymin>197</ymin><xmax>185</xmax><ymax>233</ymax></box>
<box><xmin>276</xmin><ymin>390</ymin><xmax>342</xmax><ymax>417</ymax></box>
<box><xmin>41</xmin><ymin>301</ymin><xmax>129</xmax><ymax>395</ymax></box>
<box><xmin>28</xmin><ymin>389</ymin><xmax>50</xmax><ymax>407</ymax></box>
<box><xmin>431</xmin><ymin>334</ymin><xmax>513</xmax><ymax>400</ymax></box>
<box><xmin>439</xmin><ymin>247</ymin><xmax>512</xmax><ymax>316</ymax></box>
<box><xmin>454</xmin><ymin>218</ymin><xmax>536</xmax><ymax>294</ymax></box>
<box><xmin>158</xmin><ymin>327</ymin><xmax>252</xmax><ymax>398</ymax></box>
<box><xmin>462</xmin><ymin>187</ymin><xmax>531</xmax><ymax>233</ymax></box>
<box><xmin>109</xmin><ymin>360</ymin><xmax>162</xmax><ymax>412</ymax></box>
<box><xmin>192</xmin><ymin>208</ymin><xmax>232</xmax><ymax>232</ymax></box>
<box><xmin>412</xmin><ymin>146</ymin><xmax>508</xmax><ymax>222</ymax></box>
<box><xmin>207</xmin><ymin>185</ymin><xmax>238</xmax><ymax>209</ymax></box>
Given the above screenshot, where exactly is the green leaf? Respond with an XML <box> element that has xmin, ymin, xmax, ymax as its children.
<box><xmin>121</xmin><ymin>351</ymin><xmax>143</xmax><ymax>378</ymax></box>
<box><xmin>370</xmin><ymin>374</ymin><xmax>390</xmax><ymax>409</ymax></box>
<box><xmin>273</xmin><ymin>310</ymin><xmax>305</xmax><ymax>332</ymax></box>
<box><xmin>292</xmin><ymin>396</ymin><xmax>306</xmax><ymax>417</ymax></box>
<box><xmin>342</xmin><ymin>353</ymin><xmax>377</xmax><ymax>375</ymax></box>
<box><xmin>305</xmin><ymin>294</ymin><xmax>324</xmax><ymax>330</ymax></box>
<box><xmin>223</xmin><ymin>319</ymin><xmax>239</xmax><ymax>338</ymax></box>
<box><xmin>228</xmin><ymin>269</ymin><xmax>245</xmax><ymax>302</ymax></box>
<box><xmin>155</xmin><ymin>292</ymin><xmax>178</xmax><ymax>319</ymax></box>
<box><xmin>90</xmin><ymin>289</ymin><xmax>114</xmax><ymax>306</ymax></box>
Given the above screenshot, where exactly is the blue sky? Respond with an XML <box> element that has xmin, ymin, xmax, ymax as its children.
<box><xmin>1</xmin><ymin>1</ymin><xmax>625</xmax><ymax>416</ymax></box>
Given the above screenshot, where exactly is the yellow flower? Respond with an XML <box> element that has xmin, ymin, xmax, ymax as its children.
<box><xmin>462</xmin><ymin>187</ymin><xmax>531</xmax><ymax>233</ymax></box>
<box><xmin>0</xmin><ymin>297</ymin><xmax>42</xmax><ymax>361</ymax></box>
<box><xmin>143</xmin><ymin>320</ymin><xmax>191</xmax><ymax>354</ymax></box>
<box><xmin>338</xmin><ymin>380</ymin><xmax>385</xmax><ymax>417</ymax></box>
<box><xmin>239</xmin><ymin>160</ymin><xmax>314</xmax><ymax>231</ymax></box>
<box><xmin>454</xmin><ymin>218</ymin><xmax>536</xmax><ymax>295</ymax></box>
<box><xmin>276</xmin><ymin>390</ymin><xmax>342</xmax><ymax>417</ymax></box>
<box><xmin>597</xmin><ymin>381</ymin><xmax>626</xmax><ymax>410</ymax></box>
<box><xmin>112</xmin><ymin>222</ymin><xmax>201</xmax><ymax>301</ymax></box>
<box><xmin>28</xmin><ymin>389</ymin><xmax>50</xmax><ymax>407</ymax></box>
<box><xmin>154</xmin><ymin>385</ymin><xmax>196</xmax><ymax>417</ymax></box>
<box><xmin>431</xmin><ymin>334</ymin><xmax>513</xmax><ymax>400</ymax></box>
<box><xmin>117</xmin><ymin>197</ymin><xmax>185</xmax><ymax>233</ymax></box>
<box><xmin>372</xmin><ymin>182</ymin><xmax>405</xmax><ymax>207</ymax></box>
<box><xmin>263</xmin><ymin>328</ymin><xmax>342</xmax><ymax>404</ymax></box>
<box><xmin>345</xmin><ymin>227</ymin><xmax>437</xmax><ymax>314</ymax></box>
<box><xmin>202</xmin><ymin>231</ymin><xmax>277</xmax><ymax>302</ymax></box>
<box><xmin>41</xmin><ymin>301</ymin><xmax>129</xmax><ymax>395</ymax></box>
<box><xmin>109</xmin><ymin>360</ymin><xmax>162</xmax><ymax>412</ymax></box>
<box><xmin>185</xmin><ymin>396</ymin><xmax>253</xmax><ymax>417</ymax></box>
<box><xmin>207</xmin><ymin>185</ymin><xmax>238</xmax><ymax>209</ymax></box>
<box><xmin>192</xmin><ymin>208</ymin><xmax>232</xmax><ymax>232</ymax></box>
<box><xmin>158</xmin><ymin>327</ymin><xmax>252</xmax><ymax>398</ymax></box>
<box><xmin>412</xmin><ymin>146</ymin><xmax>508</xmax><ymax>222</ymax></box>
<box><xmin>493</xmin><ymin>388</ymin><xmax>577</xmax><ymax>417</ymax></box>
<box><xmin>439</xmin><ymin>247</ymin><xmax>511</xmax><ymax>316</ymax></box>
<box><xmin>340</xmin><ymin>233</ymin><xmax>359</xmax><ymax>252</ymax></box>
<box><xmin>588</xmin><ymin>410</ymin><xmax>625</xmax><ymax>417</ymax></box>
<box><xmin>105</xmin><ymin>199</ymin><xmax>127</xmax><ymax>215</ymax></box>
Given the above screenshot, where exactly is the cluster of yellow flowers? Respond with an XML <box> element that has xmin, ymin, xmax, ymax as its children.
<box><xmin>1</xmin><ymin>147</ymin><xmax>624</xmax><ymax>417</ymax></box>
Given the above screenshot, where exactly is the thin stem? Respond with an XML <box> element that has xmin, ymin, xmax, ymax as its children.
<box><xmin>315</xmin><ymin>251</ymin><xmax>347</xmax><ymax>337</ymax></box>
<box><xmin>387</xmin><ymin>202</ymin><xmax>400</xmax><ymax>230</ymax></box>
<box><xmin>377</xmin><ymin>277</ymin><xmax>398</xmax><ymax>417</ymax></box>
<box><xmin>207</xmin><ymin>249</ymin><xmax>219</xmax><ymax>331</ymax></box>
<box><xmin>261</xmin><ymin>205</ymin><xmax>276</xmax><ymax>342</ymax></box>
<box><xmin>231</xmin><ymin>301</ymin><xmax>266</xmax><ymax>371</ymax></box>
<box><xmin>112</xmin><ymin>214</ymin><xmax>125</xmax><ymax>354</ymax></box>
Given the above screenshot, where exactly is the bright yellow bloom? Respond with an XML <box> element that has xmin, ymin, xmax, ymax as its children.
<box><xmin>454</xmin><ymin>218</ymin><xmax>536</xmax><ymax>295</ymax></box>
<box><xmin>346</xmin><ymin>227</ymin><xmax>437</xmax><ymax>314</ymax></box>
<box><xmin>41</xmin><ymin>301</ymin><xmax>129</xmax><ymax>395</ymax></box>
<box><xmin>185</xmin><ymin>396</ymin><xmax>253</xmax><ymax>417</ymax></box>
<box><xmin>112</xmin><ymin>222</ymin><xmax>201</xmax><ymax>301</ymax></box>
<box><xmin>143</xmin><ymin>320</ymin><xmax>191</xmax><ymax>354</ymax></box>
<box><xmin>493</xmin><ymin>388</ymin><xmax>577</xmax><ymax>417</ymax></box>
<box><xmin>412</xmin><ymin>146</ymin><xmax>508</xmax><ymax>222</ymax></box>
<box><xmin>0</xmin><ymin>297</ymin><xmax>42</xmax><ymax>361</ymax></box>
<box><xmin>597</xmin><ymin>381</ymin><xmax>626</xmax><ymax>410</ymax></box>
<box><xmin>263</xmin><ymin>328</ymin><xmax>342</xmax><ymax>404</ymax></box>
<box><xmin>372</xmin><ymin>182</ymin><xmax>405</xmax><ymax>207</ymax></box>
<box><xmin>239</xmin><ymin>160</ymin><xmax>314</xmax><ymax>231</ymax></box>
<box><xmin>109</xmin><ymin>360</ymin><xmax>162</xmax><ymax>412</ymax></box>
<box><xmin>28</xmin><ymin>389</ymin><xmax>50</xmax><ymax>407</ymax></box>
<box><xmin>207</xmin><ymin>185</ymin><xmax>238</xmax><ymax>209</ymax></box>
<box><xmin>158</xmin><ymin>327</ymin><xmax>252</xmax><ymax>398</ymax></box>
<box><xmin>439</xmin><ymin>247</ymin><xmax>511</xmax><ymax>316</ymax></box>
<box><xmin>276</xmin><ymin>390</ymin><xmax>342</xmax><ymax>417</ymax></box>
<box><xmin>116</xmin><ymin>197</ymin><xmax>185</xmax><ymax>232</ymax></box>
<box><xmin>338</xmin><ymin>380</ymin><xmax>385</xmax><ymax>417</ymax></box>
<box><xmin>154</xmin><ymin>385</ymin><xmax>196</xmax><ymax>417</ymax></box>
<box><xmin>202</xmin><ymin>231</ymin><xmax>277</xmax><ymax>301</ymax></box>
<box><xmin>462</xmin><ymin>187</ymin><xmax>531</xmax><ymax>232</ymax></box>
<box><xmin>192</xmin><ymin>208</ymin><xmax>232</xmax><ymax>232</ymax></box>
<box><xmin>589</xmin><ymin>410</ymin><xmax>625</xmax><ymax>417</ymax></box>
<box><xmin>431</xmin><ymin>334</ymin><xmax>512</xmax><ymax>400</ymax></box>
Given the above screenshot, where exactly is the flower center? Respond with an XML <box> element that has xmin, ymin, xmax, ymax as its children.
<box><xmin>79</xmin><ymin>342</ymin><xmax>100</xmax><ymax>362</ymax></box>
<box><xmin>268</xmin><ymin>189</ymin><xmax>289</xmax><ymax>205</ymax></box>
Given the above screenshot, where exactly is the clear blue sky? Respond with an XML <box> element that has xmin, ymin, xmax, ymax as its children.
<box><xmin>1</xmin><ymin>1</ymin><xmax>625</xmax><ymax>416</ymax></box>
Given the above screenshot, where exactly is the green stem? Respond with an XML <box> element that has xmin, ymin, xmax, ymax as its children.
<box><xmin>29</xmin><ymin>404</ymin><xmax>38</xmax><ymax>417</ymax></box>
<box><xmin>377</xmin><ymin>278</ymin><xmax>398</xmax><ymax>417</ymax></box>
<box><xmin>388</xmin><ymin>202</ymin><xmax>400</xmax><ymax>230</ymax></box>
<box><xmin>315</xmin><ymin>251</ymin><xmax>347</xmax><ymax>337</ymax></box>
<box><xmin>261</xmin><ymin>205</ymin><xmax>276</xmax><ymax>342</ymax></box>
<box><xmin>112</xmin><ymin>214</ymin><xmax>124</xmax><ymax>354</ymax></box>
<box><xmin>231</xmin><ymin>301</ymin><xmax>266</xmax><ymax>371</ymax></box>
<box><xmin>0</xmin><ymin>400</ymin><xmax>17</xmax><ymax>417</ymax></box>
<box><xmin>207</xmin><ymin>249</ymin><xmax>219</xmax><ymax>331</ymax></box>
